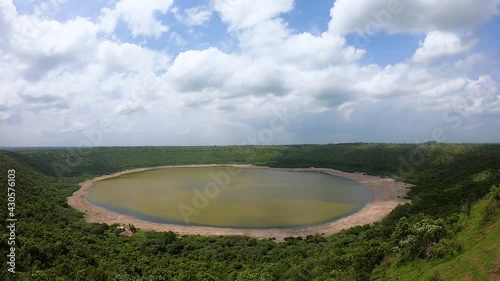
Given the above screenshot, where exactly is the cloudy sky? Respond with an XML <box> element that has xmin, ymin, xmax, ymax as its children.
<box><xmin>0</xmin><ymin>0</ymin><xmax>499</xmax><ymax>146</ymax></box>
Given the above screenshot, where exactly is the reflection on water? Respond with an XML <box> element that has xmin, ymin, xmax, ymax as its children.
<box><xmin>86</xmin><ymin>167</ymin><xmax>372</xmax><ymax>228</ymax></box>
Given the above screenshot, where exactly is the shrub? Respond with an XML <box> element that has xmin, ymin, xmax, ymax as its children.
<box><xmin>480</xmin><ymin>186</ymin><xmax>500</xmax><ymax>224</ymax></box>
<box><xmin>391</xmin><ymin>215</ymin><xmax>447</xmax><ymax>260</ymax></box>
<box><xmin>429</xmin><ymin>271</ymin><xmax>443</xmax><ymax>281</ymax></box>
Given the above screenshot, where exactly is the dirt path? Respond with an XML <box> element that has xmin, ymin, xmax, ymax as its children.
<box><xmin>67</xmin><ymin>165</ymin><xmax>412</xmax><ymax>241</ymax></box>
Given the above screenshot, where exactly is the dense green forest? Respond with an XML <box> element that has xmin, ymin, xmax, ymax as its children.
<box><xmin>0</xmin><ymin>144</ymin><xmax>499</xmax><ymax>280</ymax></box>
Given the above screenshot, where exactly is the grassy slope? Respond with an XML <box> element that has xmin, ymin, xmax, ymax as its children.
<box><xmin>372</xmin><ymin>193</ymin><xmax>500</xmax><ymax>281</ymax></box>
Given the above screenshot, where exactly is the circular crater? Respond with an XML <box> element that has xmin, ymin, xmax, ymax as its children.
<box><xmin>86</xmin><ymin>166</ymin><xmax>372</xmax><ymax>228</ymax></box>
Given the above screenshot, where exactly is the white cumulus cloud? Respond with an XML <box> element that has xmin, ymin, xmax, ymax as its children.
<box><xmin>412</xmin><ymin>31</ymin><xmax>479</xmax><ymax>64</ymax></box>
<box><xmin>98</xmin><ymin>0</ymin><xmax>174</xmax><ymax>37</ymax></box>
<box><xmin>184</xmin><ymin>6</ymin><xmax>213</xmax><ymax>26</ymax></box>
<box><xmin>0</xmin><ymin>0</ymin><xmax>499</xmax><ymax>146</ymax></box>
<box><xmin>329</xmin><ymin>0</ymin><xmax>500</xmax><ymax>34</ymax></box>
<box><xmin>212</xmin><ymin>0</ymin><xmax>294</xmax><ymax>30</ymax></box>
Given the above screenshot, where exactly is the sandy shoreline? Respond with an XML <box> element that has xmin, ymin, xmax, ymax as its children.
<box><xmin>67</xmin><ymin>165</ymin><xmax>412</xmax><ymax>241</ymax></box>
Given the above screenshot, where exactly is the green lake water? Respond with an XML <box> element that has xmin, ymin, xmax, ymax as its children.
<box><xmin>86</xmin><ymin>167</ymin><xmax>372</xmax><ymax>228</ymax></box>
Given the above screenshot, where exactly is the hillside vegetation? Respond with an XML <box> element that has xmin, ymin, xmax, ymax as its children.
<box><xmin>0</xmin><ymin>143</ymin><xmax>499</xmax><ymax>280</ymax></box>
